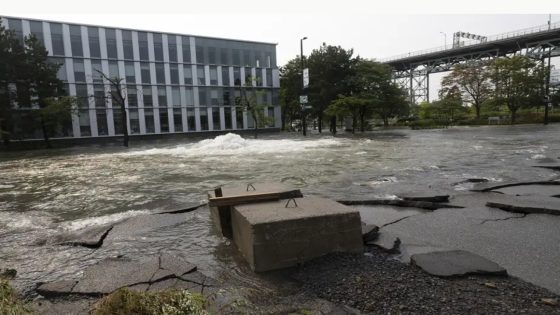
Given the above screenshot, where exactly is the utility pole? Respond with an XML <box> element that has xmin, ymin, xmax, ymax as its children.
<box><xmin>300</xmin><ymin>36</ymin><xmax>308</xmax><ymax>136</ymax></box>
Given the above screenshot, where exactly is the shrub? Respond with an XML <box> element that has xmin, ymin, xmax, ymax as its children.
<box><xmin>93</xmin><ymin>288</ymin><xmax>207</xmax><ymax>315</ymax></box>
<box><xmin>0</xmin><ymin>279</ymin><xmax>32</xmax><ymax>315</ymax></box>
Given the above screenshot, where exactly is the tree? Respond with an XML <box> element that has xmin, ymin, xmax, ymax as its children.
<box><xmin>24</xmin><ymin>35</ymin><xmax>66</xmax><ymax>148</ymax></box>
<box><xmin>235</xmin><ymin>78</ymin><xmax>272</xmax><ymax>139</ymax></box>
<box><xmin>491</xmin><ymin>55</ymin><xmax>544</xmax><ymax>124</ymax></box>
<box><xmin>307</xmin><ymin>43</ymin><xmax>356</xmax><ymax>133</ymax></box>
<box><xmin>39</xmin><ymin>96</ymin><xmax>77</xmax><ymax>138</ymax></box>
<box><xmin>441</xmin><ymin>62</ymin><xmax>493</xmax><ymax>119</ymax></box>
<box><xmin>325</xmin><ymin>96</ymin><xmax>365</xmax><ymax>134</ymax></box>
<box><xmin>0</xmin><ymin>19</ymin><xmax>26</xmax><ymax>146</ymax></box>
<box><xmin>279</xmin><ymin>58</ymin><xmax>301</xmax><ymax>131</ymax></box>
<box><xmin>97</xmin><ymin>71</ymin><xmax>129</xmax><ymax>147</ymax></box>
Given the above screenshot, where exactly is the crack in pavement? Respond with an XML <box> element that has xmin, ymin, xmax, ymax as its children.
<box><xmin>479</xmin><ymin>213</ymin><xmax>528</xmax><ymax>225</ymax></box>
<box><xmin>381</xmin><ymin>215</ymin><xmax>415</xmax><ymax>228</ymax></box>
<box><xmin>59</xmin><ymin>226</ymin><xmax>114</xmax><ymax>249</ymax></box>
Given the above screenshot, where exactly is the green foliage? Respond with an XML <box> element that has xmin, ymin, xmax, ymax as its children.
<box><xmin>490</xmin><ymin>55</ymin><xmax>545</xmax><ymax>124</ymax></box>
<box><xmin>279</xmin><ymin>58</ymin><xmax>302</xmax><ymax>131</ymax></box>
<box><xmin>0</xmin><ymin>279</ymin><xmax>32</xmax><ymax>315</ymax></box>
<box><xmin>39</xmin><ymin>96</ymin><xmax>77</xmax><ymax>135</ymax></box>
<box><xmin>235</xmin><ymin>80</ymin><xmax>273</xmax><ymax>138</ymax></box>
<box><xmin>441</xmin><ymin>61</ymin><xmax>493</xmax><ymax>118</ymax></box>
<box><xmin>93</xmin><ymin>288</ymin><xmax>207</xmax><ymax>315</ymax></box>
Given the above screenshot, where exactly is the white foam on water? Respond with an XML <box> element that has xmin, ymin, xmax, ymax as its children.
<box><xmin>121</xmin><ymin>133</ymin><xmax>343</xmax><ymax>157</ymax></box>
<box><xmin>0</xmin><ymin>184</ymin><xmax>15</xmax><ymax>189</ymax></box>
<box><xmin>0</xmin><ymin>211</ymin><xmax>54</xmax><ymax>231</ymax></box>
<box><xmin>531</xmin><ymin>154</ymin><xmax>547</xmax><ymax>160</ymax></box>
<box><xmin>60</xmin><ymin>210</ymin><xmax>151</xmax><ymax>231</ymax></box>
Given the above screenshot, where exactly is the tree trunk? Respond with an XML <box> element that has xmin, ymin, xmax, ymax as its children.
<box><xmin>383</xmin><ymin>117</ymin><xmax>389</xmax><ymax>127</ymax></box>
<box><xmin>360</xmin><ymin>112</ymin><xmax>365</xmax><ymax>132</ymax></box>
<box><xmin>352</xmin><ymin>115</ymin><xmax>357</xmax><ymax>134</ymax></box>
<box><xmin>330</xmin><ymin>116</ymin><xmax>337</xmax><ymax>135</ymax></box>
<box><xmin>317</xmin><ymin>110</ymin><xmax>323</xmax><ymax>133</ymax></box>
<box><xmin>40</xmin><ymin>117</ymin><xmax>52</xmax><ymax>149</ymax></box>
<box><xmin>121</xmin><ymin>103</ymin><xmax>129</xmax><ymax>147</ymax></box>
<box><xmin>475</xmin><ymin>102</ymin><xmax>481</xmax><ymax>119</ymax></box>
<box><xmin>510</xmin><ymin>109</ymin><xmax>517</xmax><ymax>125</ymax></box>
<box><xmin>544</xmin><ymin>102</ymin><xmax>550</xmax><ymax>125</ymax></box>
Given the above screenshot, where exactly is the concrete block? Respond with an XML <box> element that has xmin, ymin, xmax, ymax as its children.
<box><xmin>232</xmin><ymin>196</ymin><xmax>363</xmax><ymax>272</ymax></box>
<box><xmin>207</xmin><ymin>182</ymin><xmax>302</xmax><ymax>238</ymax></box>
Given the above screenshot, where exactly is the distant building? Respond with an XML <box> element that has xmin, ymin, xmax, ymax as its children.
<box><xmin>1</xmin><ymin>16</ymin><xmax>280</xmax><ymax>140</ymax></box>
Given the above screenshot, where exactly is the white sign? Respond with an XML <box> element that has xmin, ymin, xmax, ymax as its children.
<box><xmin>303</xmin><ymin>68</ymin><xmax>309</xmax><ymax>88</ymax></box>
<box><xmin>551</xmin><ymin>69</ymin><xmax>560</xmax><ymax>86</ymax></box>
<box><xmin>299</xmin><ymin>95</ymin><xmax>308</xmax><ymax>104</ymax></box>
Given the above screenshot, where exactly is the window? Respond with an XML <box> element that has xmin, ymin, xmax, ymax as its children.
<box><xmin>153</xmin><ymin>33</ymin><xmax>163</xmax><ymax>61</ymax></box>
<box><xmin>105</xmin><ymin>29</ymin><xmax>118</xmax><ymax>59</ymax></box>
<box><xmin>73</xmin><ymin>60</ymin><xmax>86</xmax><ymax>82</ymax></box>
<box><xmin>255</xmin><ymin>69</ymin><xmax>263</xmax><ymax>87</ymax></box>
<box><xmin>129</xmin><ymin>109</ymin><xmax>140</xmax><ymax>134</ymax></box>
<box><xmin>91</xmin><ymin>60</ymin><xmax>103</xmax><ymax>83</ymax></box>
<box><xmin>212</xmin><ymin>107</ymin><xmax>220</xmax><ymax>130</ymax></box>
<box><xmin>233</xmin><ymin>67</ymin><xmax>241</xmax><ymax>86</ymax></box>
<box><xmin>108</xmin><ymin>61</ymin><xmax>119</xmax><ymax>79</ymax></box>
<box><xmin>49</xmin><ymin>57</ymin><xmax>67</xmax><ymax>81</ymax></box>
<box><xmin>208</xmin><ymin>47</ymin><xmax>216</xmax><ymax>64</ymax></box>
<box><xmin>243</xmin><ymin>50</ymin><xmax>252</xmax><ymax>67</ymax></box>
<box><xmin>171</xmin><ymin>87</ymin><xmax>181</xmax><ymax>107</ymax></box>
<box><xmin>181</xmin><ymin>37</ymin><xmax>190</xmax><ymax>63</ymax></box>
<box><xmin>236</xmin><ymin>106</ymin><xmax>244</xmax><ymax>129</ymax></box>
<box><xmin>138</xmin><ymin>32</ymin><xmax>149</xmax><ymax>60</ymax></box>
<box><xmin>143</xmin><ymin>86</ymin><xmax>153</xmax><ymax>107</ymax></box>
<box><xmin>198</xmin><ymin>87</ymin><xmax>207</xmax><ymax>106</ymax></box>
<box><xmin>140</xmin><ymin>62</ymin><xmax>151</xmax><ymax>84</ymax></box>
<box><xmin>7</xmin><ymin>19</ymin><xmax>23</xmax><ymax>43</ymax></box>
<box><xmin>185</xmin><ymin>88</ymin><xmax>194</xmax><ymax>106</ymax></box>
<box><xmin>50</xmin><ymin>23</ymin><xmax>65</xmax><ymax>56</ymax></box>
<box><xmin>268</xmin><ymin>107</ymin><xmax>275</xmax><ymax>127</ymax></box>
<box><xmin>157</xmin><ymin>87</ymin><xmax>167</xmax><ymax>107</ymax></box>
<box><xmin>183</xmin><ymin>66</ymin><xmax>193</xmax><ymax>85</ymax></box>
<box><xmin>200</xmin><ymin>109</ymin><xmax>208</xmax><ymax>131</ymax></box>
<box><xmin>122</xmin><ymin>30</ymin><xmax>133</xmax><ymax>59</ymax></box>
<box><xmin>160</xmin><ymin>110</ymin><xmax>169</xmax><ymax>133</ymax></box>
<box><xmin>222</xmin><ymin>89</ymin><xmax>231</xmax><ymax>106</ymax></box>
<box><xmin>224</xmin><ymin>107</ymin><xmax>232</xmax><ymax>129</ymax></box>
<box><xmin>210</xmin><ymin>89</ymin><xmax>219</xmax><ymax>106</ymax></box>
<box><xmin>29</xmin><ymin>21</ymin><xmax>44</xmax><ymax>46</ymax></box>
<box><xmin>94</xmin><ymin>84</ymin><xmax>106</xmax><ymax>107</ymax></box>
<box><xmin>155</xmin><ymin>63</ymin><xmax>165</xmax><ymax>84</ymax></box>
<box><xmin>79</xmin><ymin>110</ymin><xmax>91</xmax><ymax>136</ymax></box>
<box><xmin>168</xmin><ymin>36</ymin><xmax>177</xmax><ymax>62</ymax></box>
<box><xmin>76</xmin><ymin>85</ymin><xmax>89</xmax><ymax>108</ymax></box>
<box><xmin>127</xmin><ymin>85</ymin><xmax>137</xmax><ymax>107</ymax></box>
<box><xmin>232</xmin><ymin>49</ymin><xmax>240</xmax><ymax>66</ymax></box>
<box><xmin>209</xmin><ymin>66</ymin><xmax>218</xmax><ymax>85</ymax></box>
<box><xmin>173</xmin><ymin>108</ymin><xmax>182</xmax><ymax>132</ymax></box>
<box><xmin>170</xmin><ymin>64</ymin><xmax>179</xmax><ymax>84</ymax></box>
<box><xmin>266</xmin><ymin>69</ymin><xmax>272</xmax><ymax>87</ymax></box>
<box><xmin>113</xmin><ymin>109</ymin><xmax>124</xmax><ymax>135</ymax></box>
<box><xmin>197</xmin><ymin>66</ymin><xmax>205</xmax><ymax>85</ymax></box>
<box><xmin>67</xmin><ymin>26</ymin><xmax>81</xmax><ymax>56</ymax></box>
<box><xmin>88</xmin><ymin>27</ymin><xmax>101</xmax><ymax>58</ymax></box>
<box><xmin>220</xmin><ymin>48</ymin><xmax>229</xmax><ymax>65</ymax></box>
<box><xmin>245</xmin><ymin>67</ymin><xmax>252</xmax><ymax>85</ymax></box>
<box><xmin>196</xmin><ymin>45</ymin><xmax>204</xmax><ymax>64</ymax></box>
<box><xmin>125</xmin><ymin>62</ymin><xmax>135</xmax><ymax>83</ymax></box>
<box><xmin>145</xmin><ymin>109</ymin><xmax>155</xmax><ymax>133</ymax></box>
<box><xmin>222</xmin><ymin>67</ymin><xmax>230</xmax><ymax>86</ymax></box>
<box><xmin>96</xmin><ymin>110</ymin><xmax>108</xmax><ymax>135</ymax></box>
<box><xmin>187</xmin><ymin>108</ymin><xmax>195</xmax><ymax>131</ymax></box>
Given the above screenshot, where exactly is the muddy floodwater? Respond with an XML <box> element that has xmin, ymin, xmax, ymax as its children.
<box><xmin>1</xmin><ymin>124</ymin><xmax>559</xmax><ymax>292</ymax></box>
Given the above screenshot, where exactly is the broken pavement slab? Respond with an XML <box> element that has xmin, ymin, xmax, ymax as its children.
<box><xmin>472</xmin><ymin>180</ymin><xmax>560</xmax><ymax>192</ymax></box>
<box><xmin>56</xmin><ymin>224</ymin><xmax>114</xmax><ymax>249</ymax></box>
<box><xmin>36</xmin><ymin>254</ymin><xmax>217</xmax><ymax>297</ymax></box>
<box><xmin>486</xmin><ymin>194</ymin><xmax>560</xmax><ymax>215</ymax></box>
<box><xmin>411</xmin><ymin>250</ymin><xmax>507</xmax><ymax>277</ymax></box>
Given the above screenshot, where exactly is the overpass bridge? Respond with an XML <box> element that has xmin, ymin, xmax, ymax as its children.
<box><xmin>381</xmin><ymin>21</ymin><xmax>560</xmax><ymax>104</ymax></box>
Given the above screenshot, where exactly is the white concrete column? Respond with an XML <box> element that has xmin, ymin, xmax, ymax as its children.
<box><xmin>251</xmin><ymin>68</ymin><xmax>257</xmax><ymax>87</ymax></box>
<box><xmin>229</xmin><ymin>67</ymin><xmax>234</xmax><ymax>87</ymax></box>
<box><xmin>115</xmin><ymin>29</ymin><xmax>124</xmax><ymax>60</ymax></box>
<box><xmin>62</xmin><ymin>24</ymin><xmax>72</xmax><ymax>57</ymax></box>
<box><xmin>132</xmin><ymin>31</ymin><xmax>140</xmax><ymax>60</ymax></box>
<box><xmin>272</xmin><ymin>68</ymin><xmax>280</xmax><ymax>87</ymax></box>
<box><xmin>194</xmin><ymin>107</ymin><xmax>201</xmax><ymax>131</ymax></box>
<box><xmin>42</xmin><ymin>22</ymin><xmax>53</xmax><ymax>56</ymax></box>
<box><xmin>21</xmin><ymin>20</ymin><xmax>30</xmax><ymax>38</ymax></box>
<box><xmin>219</xmin><ymin>107</ymin><xmax>226</xmax><ymax>130</ymax></box>
<box><xmin>204</xmin><ymin>65</ymin><xmax>210</xmax><ymax>86</ymax></box>
<box><xmin>81</xmin><ymin>26</ymin><xmax>90</xmax><ymax>58</ymax></box>
<box><xmin>217</xmin><ymin>66</ymin><xmax>223</xmax><ymax>86</ymax></box>
<box><xmin>177</xmin><ymin>35</ymin><xmax>184</xmax><ymax>64</ymax></box>
<box><xmin>189</xmin><ymin>37</ymin><xmax>196</xmax><ymax>64</ymax></box>
<box><xmin>99</xmin><ymin>28</ymin><xmax>108</xmax><ymax>60</ymax></box>
<box><xmin>231</xmin><ymin>107</ymin><xmax>237</xmax><ymax>130</ymax></box>
<box><xmin>147</xmin><ymin>32</ymin><xmax>155</xmax><ymax>61</ymax></box>
<box><xmin>240</xmin><ymin>67</ymin><xmax>246</xmax><ymax>86</ymax></box>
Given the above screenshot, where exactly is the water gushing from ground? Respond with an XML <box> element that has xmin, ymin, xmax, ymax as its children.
<box><xmin>1</xmin><ymin>125</ymin><xmax>559</xmax><ymax>292</ymax></box>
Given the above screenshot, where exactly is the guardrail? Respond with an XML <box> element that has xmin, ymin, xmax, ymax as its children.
<box><xmin>380</xmin><ymin>21</ymin><xmax>560</xmax><ymax>63</ymax></box>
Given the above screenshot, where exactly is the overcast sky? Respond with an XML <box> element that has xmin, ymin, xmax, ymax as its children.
<box><xmin>3</xmin><ymin>0</ymin><xmax>560</xmax><ymax>99</ymax></box>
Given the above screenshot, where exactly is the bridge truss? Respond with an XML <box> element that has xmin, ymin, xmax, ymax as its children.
<box><xmin>383</xmin><ymin>22</ymin><xmax>560</xmax><ymax>104</ymax></box>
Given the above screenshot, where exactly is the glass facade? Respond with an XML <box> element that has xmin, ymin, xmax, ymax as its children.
<box><xmin>3</xmin><ymin>16</ymin><xmax>280</xmax><ymax>139</ymax></box>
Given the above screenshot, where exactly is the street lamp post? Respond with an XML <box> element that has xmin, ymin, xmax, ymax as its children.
<box><xmin>300</xmin><ymin>36</ymin><xmax>308</xmax><ymax>136</ymax></box>
<box><xmin>440</xmin><ymin>32</ymin><xmax>447</xmax><ymax>48</ymax></box>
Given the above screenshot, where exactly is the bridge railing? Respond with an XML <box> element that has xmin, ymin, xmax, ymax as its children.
<box><xmin>380</xmin><ymin>21</ymin><xmax>560</xmax><ymax>63</ymax></box>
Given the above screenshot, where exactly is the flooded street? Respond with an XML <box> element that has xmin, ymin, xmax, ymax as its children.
<box><xmin>1</xmin><ymin>124</ymin><xmax>559</xmax><ymax>292</ymax></box>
